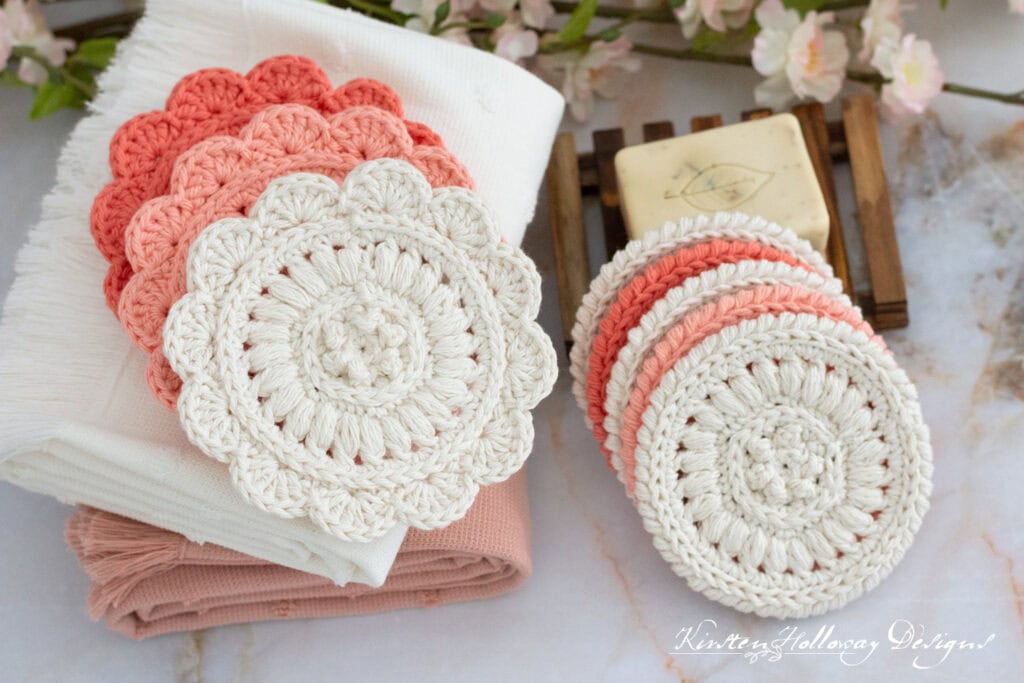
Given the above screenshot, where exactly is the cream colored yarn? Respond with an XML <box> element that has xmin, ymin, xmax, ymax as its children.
<box><xmin>569</xmin><ymin>212</ymin><xmax>833</xmax><ymax>427</ymax></box>
<box><xmin>632</xmin><ymin>313</ymin><xmax>933</xmax><ymax>618</ymax></box>
<box><xmin>164</xmin><ymin>161</ymin><xmax>557</xmax><ymax>542</ymax></box>
<box><xmin>602</xmin><ymin>260</ymin><xmax>852</xmax><ymax>477</ymax></box>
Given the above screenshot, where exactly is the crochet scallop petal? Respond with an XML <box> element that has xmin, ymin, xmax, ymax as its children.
<box><xmin>504</xmin><ymin>322</ymin><xmax>559</xmax><ymax>409</ymax></box>
<box><xmin>185</xmin><ymin>217</ymin><xmax>260</xmax><ymax>292</ymax></box>
<box><xmin>338</xmin><ymin>156</ymin><xmax>433</xmax><ymax>220</ymax></box>
<box><xmin>249</xmin><ymin>173</ymin><xmax>344</xmax><ymax>230</ymax></box>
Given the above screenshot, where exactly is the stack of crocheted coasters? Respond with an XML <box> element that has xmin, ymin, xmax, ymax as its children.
<box><xmin>571</xmin><ymin>212</ymin><xmax>933</xmax><ymax>618</ymax></box>
<box><xmin>91</xmin><ymin>55</ymin><xmax>557</xmax><ymax>543</ymax></box>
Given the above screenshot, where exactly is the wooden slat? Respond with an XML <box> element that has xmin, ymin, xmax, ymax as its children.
<box><xmin>642</xmin><ymin>121</ymin><xmax>676</xmax><ymax>142</ymax></box>
<box><xmin>741</xmin><ymin>108</ymin><xmax>773</xmax><ymax>121</ymax></box>
<box><xmin>690</xmin><ymin>114</ymin><xmax>723</xmax><ymax>132</ymax></box>
<box><xmin>826</xmin><ymin>119</ymin><xmax>849</xmax><ymax>162</ymax></box>
<box><xmin>592</xmin><ymin>128</ymin><xmax>629</xmax><ymax>260</ymax></box>
<box><xmin>791</xmin><ymin>102</ymin><xmax>855</xmax><ymax>302</ymax></box>
<box><xmin>842</xmin><ymin>95</ymin><xmax>908</xmax><ymax>328</ymax></box>
<box><xmin>577</xmin><ymin>152</ymin><xmax>598</xmax><ymax>193</ymax></box>
<box><xmin>546</xmin><ymin>133</ymin><xmax>592</xmax><ymax>351</ymax></box>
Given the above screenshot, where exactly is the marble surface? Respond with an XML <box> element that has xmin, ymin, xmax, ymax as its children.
<box><xmin>1</xmin><ymin>2</ymin><xmax>1023</xmax><ymax>681</ymax></box>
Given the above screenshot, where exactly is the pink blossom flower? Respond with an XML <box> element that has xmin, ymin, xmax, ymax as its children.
<box><xmin>539</xmin><ymin>37</ymin><xmax>642</xmax><ymax>121</ymax></box>
<box><xmin>520</xmin><ymin>0</ymin><xmax>554</xmax><ymax>29</ymax></box>
<box><xmin>858</xmin><ymin>0</ymin><xmax>904</xmax><ymax>63</ymax></box>
<box><xmin>2</xmin><ymin>0</ymin><xmax>75</xmax><ymax>85</ymax></box>
<box><xmin>494</xmin><ymin>16</ymin><xmax>538</xmax><ymax>63</ymax></box>
<box><xmin>1010</xmin><ymin>0</ymin><xmax>1024</xmax><ymax>13</ymax></box>
<box><xmin>751</xmin><ymin>0</ymin><xmax>849</xmax><ymax>109</ymax></box>
<box><xmin>871</xmin><ymin>34</ymin><xmax>943</xmax><ymax>119</ymax></box>
<box><xmin>673</xmin><ymin>0</ymin><xmax>754</xmax><ymax>39</ymax></box>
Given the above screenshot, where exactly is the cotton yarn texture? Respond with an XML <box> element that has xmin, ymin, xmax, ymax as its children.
<box><xmin>116</xmin><ymin>100</ymin><xmax>472</xmax><ymax>408</ymax></box>
<box><xmin>91</xmin><ymin>54</ymin><xmax>444</xmax><ymax>313</ymax></box>
<box><xmin>165</xmin><ymin>165</ymin><xmax>556</xmax><ymax>541</ymax></box>
<box><xmin>572</xmin><ymin>212</ymin><xmax>933</xmax><ymax>618</ymax></box>
<box><xmin>0</xmin><ymin>0</ymin><xmax>563</xmax><ymax>586</ymax></box>
<box><xmin>65</xmin><ymin>471</ymin><xmax>530</xmax><ymax>639</ymax></box>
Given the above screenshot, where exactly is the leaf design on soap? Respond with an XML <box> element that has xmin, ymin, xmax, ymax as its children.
<box><xmin>678</xmin><ymin>164</ymin><xmax>774</xmax><ymax>212</ymax></box>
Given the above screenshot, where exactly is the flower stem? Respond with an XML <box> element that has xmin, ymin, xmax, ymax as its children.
<box><xmin>632</xmin><ymin>44</ymin><xmax>1024</xmax><ymax>108</ymax></box>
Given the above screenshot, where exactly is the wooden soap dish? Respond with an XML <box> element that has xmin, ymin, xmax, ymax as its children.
<box><xmin>545</xmin><ymin>94</ymin><xmax>909</xmax><ymax>352</ymax></box>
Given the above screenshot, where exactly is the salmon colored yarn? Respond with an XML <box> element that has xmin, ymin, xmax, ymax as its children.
<box><xmin>91</xmin><ymin>55</ymin><xmax>445</xmax><ymax>313</ymax></box>
<box><xmin>584</xmin><ymin>240</ymin><xmax>812</xmax><ymax>463</ymax></box>
<box><xmin>117</xmin><ymin>103</ymin><xmax>473</xmax><ymax>409</ymax></box>
<box><xmin>619</xmin><ymin>284</ymin><xmax>884</xmax><ymax>493</ymax></box>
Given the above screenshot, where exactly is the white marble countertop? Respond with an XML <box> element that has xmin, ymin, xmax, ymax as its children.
<box><xmin>1</xmin><ymin>2</ymin><xmax>1023</xmax><ymax>681</ymax></box>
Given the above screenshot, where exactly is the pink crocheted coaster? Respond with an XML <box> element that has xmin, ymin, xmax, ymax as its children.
<box><xmin>619</xmin><ymin>284</ymin><xmax>883</xmax><ymax>493</ymax></box>
<box><xmin>117</xmin><ymin>103</ymin><xmax>473</xmax><ymax>409</ymax></box>
<box><xmin>91</xmin><ymin>55</ymin><xmax>448</xmax><ymax>313</ymax></box>
<box><xmin>584</xmin><ymin>240</ymin><xmax>812</xmax><ymax>464</ymax></box>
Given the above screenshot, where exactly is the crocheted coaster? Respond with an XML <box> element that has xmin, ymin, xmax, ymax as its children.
<box><xmin>569</xmin><ymin>213</ymin><xmax>832</xmax><ymax>432</ymax></box>
<box><xmin>91</xmin><ymin>55</ymin><xmax>445</xmax><ymax>313</ymax></box>
<box><xmin>163</xmin><ymin>162</ymin><xmax>556</xmax><ymax>542</ymax></box>
<box><xmin>619</xmin><ymin>284</ymin><xmax>880</xmax><ymax>493</ymax></box>
<box><xmin>631</xmin><ymin>313</ymin><xmax>932</xmax><ymax>618</ymax></box>
<box><xmin>118</xmin><ymin>103</ymin><xmax>472</xmax><ymax>408</ymax></box>
<box><xmin>584</xmin><ymin>240</ymin><xmax>813</xmax><ymax>464</ymax></box>
<box><xmin>602</xmin><ymin>261</ymin><xmax>852</xmax><ymax>476</ymax></box>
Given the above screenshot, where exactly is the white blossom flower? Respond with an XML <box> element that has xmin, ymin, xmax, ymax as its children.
<box><xmin>1011</xmin><ymin>0</ymin><xmax>1024</xmax><ymax>15</ymax></box>
<box><xmin>751</xmin><ymin>0</ymin><xmax>849</xmax><ymax>109</ymax></box>
<box><xmin>872</xmin><ymin>34</ymin><xmax>943</xmax><ymax>119</ymax></box>
<box><xmin>2</xmin><ymin>0</ymin><xmax>75</xmax><ymax>85</ymax></box>
<box><xmin>539</xmin><ymin>37</ymin><xmax>642</xmax><ymax>122</ymax></box>
<box><xmin>494</xmin><ymin>16</ymin><xmax>538</xmax><ymax>63</ymax></box>
<box><xmin>674</xmin><ymin>0</ymin><xmax>753</xmax><ymax>39</ymax></box>
<box><xmin>858</xmin><ymin>0</ymin><xmax>904</xmax><ymax>63</ymax></box>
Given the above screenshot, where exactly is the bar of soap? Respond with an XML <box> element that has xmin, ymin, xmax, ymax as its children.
<box><xmin>614</xmin><ymin>113</ymin><xmax>829</xmax><ymax>252</ymax></box>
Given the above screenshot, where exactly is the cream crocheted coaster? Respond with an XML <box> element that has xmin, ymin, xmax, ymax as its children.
<box><xmin>632</xmin><ymin>313</ymin><xmax>932</xmax><ymax>618</ymax></box>
<box><xmin>569</xmin><ymin>213</ymin><xmax>832</xmax><ymax>429</ymax></box>
<box><xmin>602</xmin><ymin>261</ymin><xmax>852</xmax><ymax>477</ymax></box>
<box><xmin>163</xmin><ymin>161</ymin><xmax>556</xmax><ymax>542</ymax></box>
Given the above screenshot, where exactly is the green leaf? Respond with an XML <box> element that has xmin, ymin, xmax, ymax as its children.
<box><xmin>71</xmin><ymin>37</ymin><xmax>119</xmax><ymax>69</ymax></box>
<box><xmin>557</xmin><ymin>0</ymin><xmax>598</xmax><ymax>45</ymax></box>
<box><xmin>939</xmin><ymin>0</ymin><xmax>948</xmax><ymax>7</ymax></box>
<box><xmin>667</xmin><ymin>0</ymin><xmax>685</xmax><ymax>7</ymax></box>
<box><xmin>29</xmin><ymin>80</ymin><xmax>85</xmax><ymax>119</ymax></box>
<box><xmin>485</xmin><ymin>12</ymin><xmax>507</xmax><ymax>28</ymax></box>
<box><xmin>598</xmin><ymin>27</ymin><xmax>622</xmax><ymax>42</ymax></box>
<box><xmin>433</xmin><ymin>0</ymin><xmax>451</xmax><ymax>27</ymax></box>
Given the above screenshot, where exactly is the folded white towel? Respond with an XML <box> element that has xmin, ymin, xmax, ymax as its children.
<box><xmin>0</xmin><ymin>0</ymin><xmax>563</xmax><ymax>585</ymax></box>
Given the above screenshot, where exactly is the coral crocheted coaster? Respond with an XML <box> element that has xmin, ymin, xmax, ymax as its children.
<box><xmin>619</xmin><ymin>284</ymin><xmax>880</xmax><ymax>493</ymax></box>
<box><xmin>584</xmin><ymin>240</ymin><xmax>814</xmax><ymax>464</ymax></box>
<box><xmin>602</xmin><ymin>261</ymin><xmax>852</xmax><ymax>476</ymax></box>
<box><xmin>118</xmin><ymin>103</ymin><xmax>472</xmax><ymax>409</ymax></box>
<box><xmin>631</xmin><ymin>313</ymin><xmax>932</xmax><ymax>618</ymax></box>
<box><xmin>91</xmin><ymin>55</ymin><xmax>446</xmax><ymax>313</ymax></box>
<box><xmin>569</xmin><ymin>213</ymin><xmax>831</xmax><ymax>433</ymax></box>
<box><xmin>163</xmin><ymin>163</ymin><xmax>556</xmax><ymax>542</ymax></box>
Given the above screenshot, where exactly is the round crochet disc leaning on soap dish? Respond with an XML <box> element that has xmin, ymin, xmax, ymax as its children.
<box><xmin>571</xmin><ymin>212</ymin><xmax>933</xmax><ymax>618</ymax></box>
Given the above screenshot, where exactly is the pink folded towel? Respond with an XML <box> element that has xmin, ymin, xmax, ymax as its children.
<box><xmin>65</xmin><ymin>471</ymin><xmax>530</xmax><ymax>639</ymax></box>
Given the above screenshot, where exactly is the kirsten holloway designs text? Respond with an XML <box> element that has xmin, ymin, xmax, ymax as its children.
<box><xmin>671</xmin><ymin>619</ymin><xmax>996</xmax><ymax>668</ymax></box>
